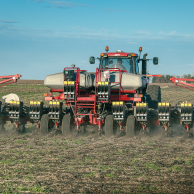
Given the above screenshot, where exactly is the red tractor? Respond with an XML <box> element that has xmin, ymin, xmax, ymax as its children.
<box><xmin>38</xmin><ymin>46</ymin><xmax>161</xmax><ymax>136</ymax></box>
<box><xmin>2</xmin><ymin>48</ymin><xmax>193</xmax><ymax>138</ymax></box>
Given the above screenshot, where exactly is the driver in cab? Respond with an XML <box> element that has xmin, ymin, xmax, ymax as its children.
<box><xmin>111</xmin><ymin>59</ymin><xmax>126</xmax><ymax>71</ymax></box>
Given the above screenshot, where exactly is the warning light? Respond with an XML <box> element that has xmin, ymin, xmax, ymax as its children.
<box><xmin>105</xmin><ymin>46</ymin><xmax>109</xmax><ymax>52</ymax></box>
<box><xmin>139</xmin><ymin>47</ymin><xmax>142</xmax><ymax>51</ymax></box>
<box><xmin>158</xmin><ymin>74</ymin><xmax>161</xmax><ymax>77</ymax></box>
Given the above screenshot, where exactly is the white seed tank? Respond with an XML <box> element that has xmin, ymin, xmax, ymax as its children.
<box><xmin>97</xmin><ymin>71</ymin><xmax>146</xmax><ymax>90</ymax></box>
<box><xmin>44</xmin><ymin>71</ymin><xmax>146</xmax><ymax>91</ymax></box>
<box><xmin>44</xmin><ymin>72</ymin><xmax>95</xmax><ymax>90</ymax></box>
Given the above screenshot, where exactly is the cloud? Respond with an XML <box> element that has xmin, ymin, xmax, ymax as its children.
<box><xmin>0</xmin><ymin>20</ymin><xmax>19</xmax><ymax>23</ymax></box>
<box><xmin>158</xmin><ymin>31</ymin><xmax>177</xmax><ymax>36</ymax></box>
<box><xmin>184</xmin><ymin>64</ymin><xmax>194</xmax><ymax>67</ymax></box>
<box><xmin>27</xmin><ymin>0</ymin><xmax>93</xmax><ymax>9</ymax></box>
<box><xmin>129</xmin><ymin>30</ymin><xmax>194</xmax><ymax>42</ymax></box>
<box><xmin>29</xmin><ymin>0</ymin><xmax>45</xmax><ymax>2</ymax></box>
<box><xmin>49</xmin><ymin>1</ymin><xmax>92</xmax><ymax>9</ymax></box>
<box><xmin>0</xmin><ymin>24</ymin><xmax>194</xmax><ymax>43</ymax></box>
<box><xmin>135</xmin><ymin>30</ymin><xmax>151</xmax><ymax>35</ymax></box>
<box><xmin>0</xmin><ymin>20</ymin><xmax>19</xmax><ymax>31</ymax></box>
<box><xmin>155</xmin><ymin>31</ymin><xmax>194</xmax><ymax>42</ymax></box>
<box><xmin>103</xmin><ymin>8</ymin><xmax>126</xmax><ymax>12</ymax></box>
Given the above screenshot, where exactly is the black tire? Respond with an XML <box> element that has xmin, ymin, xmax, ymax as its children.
<box><xmin>126</xmin><ymin>115</ymin><xmax>136</xmax><ymax>138</ymax></box>
<box><xmin>168</xmin><ymin>127</ymin><xmax>173</xmax><ymax>137</ymax></box>
<box><xmin>0</xmin><ymin>121</ymin><xmax>5</xmax><ymax>133</ymax></box>
<box><xmin>146</xmin><ymin>85</ymin><xmax>161</xmax><ymax>109</ymax></box>
<box><xmin>191</xmin><ymin>122</ymin><xmax>194</xmax><ymax>137</ymax></box>
<box><xmin>62</xmin><ymin>114</ymin><xmax>71</xmax><ymax>136</ymax></box>
<box><xmin>40</xmin><ymin>114</ymin><xmax>49</xmax><ymax>134</ymax></box>
<box><xmin>104</xmin><ymin>115</ymin><xmax>114</xmax><ymax>138</ymax></box>
<box><xmin>161</xmin><ymin>127</ymin><xmax>165</xmax><ymax>138</ymax></box>
<box><xmin>18</xmin><ymin>124</ymin><xmax>26</xmax><ymax>133</ymax></box>
<box><xmin>80</xmin><ymin>125</ymin><xmax>86</xmax><ymax>134</ymax></box>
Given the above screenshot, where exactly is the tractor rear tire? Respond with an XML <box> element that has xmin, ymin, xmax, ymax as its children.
<box><xmin>126</xmin><ymin>115</ymin><xmax>136</xmax><ymax>138</ymax></box>
<box><xmin>62</xmin><ymin>114</ymin><xmax>71</xmax><ymax>136</ymax></box>
<box><xmin>40</xmin><ymin>114</ymin><xmax>49</xmax><ymax>134</ymax></box>
<box><xmin>146</xmin><ymin>85</ymin><xmax>161</xmax><ymax>109</ymax></box>
<box><xmin>104</xmin><ymin>115</ymin><xmax>114</xmax><ymax>138</ymax></box>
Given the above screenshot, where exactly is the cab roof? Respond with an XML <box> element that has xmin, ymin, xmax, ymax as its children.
<box><xmin>100</xmin><ymin>51</ymin><xmax>138</xmax><ymax>57</ymax></box>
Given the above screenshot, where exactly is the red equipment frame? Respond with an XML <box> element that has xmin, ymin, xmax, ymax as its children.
<box><xmin>45</xmin><ymin>67</ymin><xmax>145</xmax><ymax>128</ymax></box>
<box><xmin>0</xmin><ymin>74</ymin><xmax>21</xmax><ymax>87</ymax></box>
<box><xmin>96</xmin><ymin>68</ymin><xmax>140</xmax><ymax>102</ymax></box>
<box><xmin>170</xmin><ymin>77</ymin><xmax>194</xmax><ymax>91</ymax></box>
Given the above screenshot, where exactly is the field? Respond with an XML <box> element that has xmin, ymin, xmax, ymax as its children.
<box><xmin>0</xmin><ymin>82</ymin><xmax>194</xmax><ymax>193</ymax></box>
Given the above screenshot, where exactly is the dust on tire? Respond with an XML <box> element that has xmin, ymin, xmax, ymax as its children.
<box><xmin>40</xmin><ymin>114</ymin><xmax>49</xmax><ymax>134</ymax></box>
<box><xmin>62</xmin><ymin>114</ymin><xmax>71</xmax><ymax>136</ymax></box>
<box><xmin>126</xmin><ymin>115</ymin><xmax>136</xmax><ymax>138</ymax></box>
<box><xmin>104</xmin><ymin>115</ymin><xmax>114</xmax><ymax>138</ymax></box>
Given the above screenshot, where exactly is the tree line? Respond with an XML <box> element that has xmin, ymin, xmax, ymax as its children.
<box><xmin>152</xmin><ymin>74</ymin><xmax>194</xmax><ymax>83</ymax></box>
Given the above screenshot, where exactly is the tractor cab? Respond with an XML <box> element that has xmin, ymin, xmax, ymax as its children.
<box><xmin>99</xmin><ymin>49</ymin><xmax>139</xmax><ymax>74</ymax></box>
<box><xmin>89</xmin><ymin>46</ymin><xmax>159</xmax><ymax>76</ymax></box>
<box><xmin>90</xmin><ymin>46</ymin><xmax>139</xmax><ymax>74</ymax></box>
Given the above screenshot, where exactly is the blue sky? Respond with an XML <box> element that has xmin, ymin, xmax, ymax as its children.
<box><xmin>0</xmin><ymin>0</ymin><xmax>194</xmax><ymax>80</ymax></box>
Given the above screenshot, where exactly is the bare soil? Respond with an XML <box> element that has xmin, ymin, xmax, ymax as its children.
<box><xmin>1</xmin><ymin>127</ymin><xmax>194</xmax><ymax>194</ymax></box>
<box><xmin>11</xmin><ymin>79</ymin><xmax>44</xmax><ymax>85</ymax></box>
<box><xmin>0</xmin><ymin>82</ymin><xmax>194</xmax><ymax>193</ymax></box>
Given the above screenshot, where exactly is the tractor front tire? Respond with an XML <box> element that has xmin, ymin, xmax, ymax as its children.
<box><xmin>62</xmin><ymin>114</ymin><xmax>71</xmax><ymax>136</ymax></box>
<box><xmin>126</xmin><ymin>115</ymin><xmax>136</xmax><ymax>138</ymax></box>
<box><xmin>40</xmin><ymin>114</ymin><xmax>49</xmax><ymax>134</ymax></box>
<box><xmin>104</xmin><ymin>115</ymin><xmax>114</xmax><ymax>138</ymax></box>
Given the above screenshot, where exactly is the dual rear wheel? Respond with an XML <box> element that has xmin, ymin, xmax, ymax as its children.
<box><xmin>61</xmin><ymin>114</ymin><xmax>71</xmax><ymax>136</ymax></box>
<box><xmin>104</xmin><ymin>115</ymin><xmax>114</xmax><ymax>138</ymax></box>
<box><xmin>40</xmin><ymin>113</ymin><xmax>136</xmax><ymax>138</ymax></box>
<box><xmin>104</xmin><ymin>115</ymin><xmax>136</xmax><ymax>138</ymax></box>
<box><xmin>40</xmin><ymin>114</ymin><xmax>49</xmax><ymax>134</ymax></box>
<box><xmin>126</xmin><ymin>115</ymin><xmax>136</xmax><ymax>138</ymax></box>
<box><xmin>40</xmin><ymin>114</ymin><xmax>72</xmax><ymax>136</ymax></box>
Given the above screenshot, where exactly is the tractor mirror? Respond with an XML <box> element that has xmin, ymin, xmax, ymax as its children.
<box><xmin>89</xmin><ymin>56</ymin><xmax>95</xmax><ymax>64</ymax></box>
<box><xmin>153</xmin><ymin>57</ymin><xmax>158</xmax><ymax>65</ymax></box>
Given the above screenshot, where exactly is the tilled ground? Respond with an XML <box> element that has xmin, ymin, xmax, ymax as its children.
<box><xmin>1</xmin><ymin>83</ymin><xmax>194</xmax><ymax>193</ymax></box>
<box><xmin>0</xmin><ymin>126</ymin><xmax>194</xmax><ymax>193</ymax></box>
